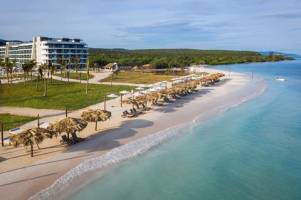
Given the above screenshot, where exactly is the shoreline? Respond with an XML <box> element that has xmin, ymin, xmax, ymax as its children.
<box><xmin>31</xmin><ymin>74</ymin><xmax>267</xmax><ymax>200</ymax></box>
<box><xmin>0</xmin><ymin>69</ymin><xmax>266</xmax><ymax>200</ymax></box>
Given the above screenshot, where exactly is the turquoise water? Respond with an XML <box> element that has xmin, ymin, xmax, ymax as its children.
<box><xmin>69</xmin><ymin>60</ymin><xmax>301</xmax><ymax>200</ymax></box>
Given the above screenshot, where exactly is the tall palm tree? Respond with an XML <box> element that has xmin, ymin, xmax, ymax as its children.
<box><xmin>86</xmin><ymin>59</ymin><xmax>90</xmax><ymax>94</ymax></box>
<box><xmin>57</xmin><ymin>58</ymin><xmax>66</xmax><ymax>82</ymax></box>
<box><xmin>72</xmin><ymin>56</ymin><xmax>81</xmax><ymax>82</ymax></box>
<box><xmin>4</xmin><ymin>58</ymin><xmax>12</xmax><ymax>85</ymax></box>
<box><xmin>39</xmin><ymin>63</ymin><xmax>49</xmax><ymax>97</ymax></box>
<box><xmin>49</xmin><ymin>61</ymin><xmax>55</xmax><ymax>83</ymax></box>
<box><xmin>0</xmin><ymin>59</ymin><xmax>4</xmax><ymax>87</ymax></box>
<box><xmin>22</xmin><ymin>60</ymin><xmax>35</xmax><ymax>85</ymax></box>
<box><xmin>27</xmin><ymin>59</ymin><xmax>36</xmax><ymax>82</ymax></box>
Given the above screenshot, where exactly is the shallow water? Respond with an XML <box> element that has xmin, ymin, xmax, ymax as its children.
<box><xmin>68</xmin><ymin>60</ymin><xmax>301</xmax><ymax>200</ymax></box>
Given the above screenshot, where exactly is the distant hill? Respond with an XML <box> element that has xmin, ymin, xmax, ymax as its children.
<box><xmin>90</xmin><ymin>48</ymin><xmax>261</xmax><ymax>56</ymax></box>
<box><xmin>260</xmin><ymin>51</ymin><xmax>300</xmax><ymax>59</ymax></box>
<box><xmin>0</xmin><ymin>39</ymin><xmax>6</xmax><ymax>46</ymax></box>
<box><xmin>89</xmin><ymin>48</ymin><xmax>292</xmax><ymax>67</ymax></box>
<box><xmin>0</xmin><ymin>39</ymin><xmax>23</xmax><ymax>46</ymax></box>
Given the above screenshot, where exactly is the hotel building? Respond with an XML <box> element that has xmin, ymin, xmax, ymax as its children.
<box><xmin>0</xmin><ymin>36</ymin><xmax>88</xmax><ymax>67</ymax></box>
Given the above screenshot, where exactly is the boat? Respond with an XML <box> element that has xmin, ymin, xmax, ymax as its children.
<box><xmin>275</xmin><ymin>77</ymin><xmax>286</xmax><ymax>82</ymax></box>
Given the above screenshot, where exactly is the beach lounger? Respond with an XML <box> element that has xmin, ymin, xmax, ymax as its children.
<box><xmin>71</xmin><ymin>132</ymin><xmax>85</xmax><ymax>143</ymax></box>
<box><xmin>122</xmin><ymin>110</ymin><xmax>137</xmax><ymax>118</ymax></box>
<box><xmin>60</xmin><ymin>135</ymin><xmax>74</xmax><ymax>145</ymax></box>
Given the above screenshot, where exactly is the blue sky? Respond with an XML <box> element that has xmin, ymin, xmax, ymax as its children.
<box><xmin>1</xmin><ymin>0</ymin><xmax>301</xmax><ymax>53</ymax></box>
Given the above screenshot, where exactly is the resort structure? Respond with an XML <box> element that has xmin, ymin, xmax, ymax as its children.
<box><xmin>0</xmin><ymin>36</ymin><xmax>88</xmax><ymax>67</ymax></box>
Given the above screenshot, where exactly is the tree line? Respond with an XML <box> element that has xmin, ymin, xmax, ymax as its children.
<box><xmin>89</xmin><ymin>49</ymin><xmax>293</xmax><ymax>69</ymax></box>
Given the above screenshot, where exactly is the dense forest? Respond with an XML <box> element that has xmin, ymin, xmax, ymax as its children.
<box><xmin>89</xmin><ymin>48</ymin><xmax>293</xmax><ymax>69</ymax></box>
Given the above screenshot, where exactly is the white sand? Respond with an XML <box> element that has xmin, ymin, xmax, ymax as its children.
<box><xmin>0</xmin><ymin>69</ymin><xmax>266</xmax><ymax>200</ymax></box>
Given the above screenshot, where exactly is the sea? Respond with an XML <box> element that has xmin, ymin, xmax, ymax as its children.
<box><xmin>68</xmin><ymin>59</ymin><xmax>301</xmax><ymax>200</ymax></box>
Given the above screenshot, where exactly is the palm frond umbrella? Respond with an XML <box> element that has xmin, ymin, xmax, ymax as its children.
<box><xmin>9</xmin><ymin>127</ymin><xmax>54</xmax><ymax>157</ymax></box>
<box><xmin>81</xmin><ymin>109</ymin><xmax>111</xmax><ymax>131</ymax></box>
<box><xmin>50</xmin><ymin>117</ymin><xmax>87</xmax><ymax>141</ymax></box>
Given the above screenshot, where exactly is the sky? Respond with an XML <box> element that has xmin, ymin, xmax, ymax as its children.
<box><xmin>1</xmin><ymin>0</ymin><xmax>301</xmax><ymax>54</ymax></box>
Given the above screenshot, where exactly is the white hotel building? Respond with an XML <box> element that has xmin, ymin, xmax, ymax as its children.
<box><xmin>0</xmin><ymin>36</ymin><xmax>88</xmax><ymax>67</ymax></box>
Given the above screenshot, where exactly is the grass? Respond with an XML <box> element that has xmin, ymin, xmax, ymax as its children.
<box><xmin>0</xmin><ymin>114</ymin><xmax>37</xmax><ymax>131</ymax></box>
<box><xmin>55</xmin><ymin>72</ymin><xmax>94</xmax><ymax>80</ymax></box>
<box><xmin>0</xmin><ymin>80</ymin><xmax>134</xmax><ymax>110</ymax></box>
<box><xmin>102</xmin><ymin>71</ymin><xmax>177</xmax><ymax>84</ymax></box>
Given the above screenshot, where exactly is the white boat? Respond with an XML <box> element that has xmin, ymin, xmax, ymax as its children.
<box><xmin>275</xmin><ymin>77</ymin><xmax>286</xmax><ymax>82</ymax></box>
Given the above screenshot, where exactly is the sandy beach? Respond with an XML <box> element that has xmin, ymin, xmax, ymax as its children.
<box><xmin>0</xmin><ymin>68</ymin><xmax>266</xmax><ymax>200</ymax></box>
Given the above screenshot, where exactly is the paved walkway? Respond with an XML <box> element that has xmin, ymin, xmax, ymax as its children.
<box><xmin>51</xmin><ymin>71</ymin><xmax>112</xmax><ymax>84</ymax></box>
<box><xmin>2</xmin><ymin>72</ymin><xmax>147</xmax><ymax>87</ymax></box>
<box><xmin>52</xmin><ymin>72</ymin><xmax>146</xmax><ymax>87</ymax></box>
<box><xmin>0</xmin><ymin>106</ymin><xmax>64</xmax><ymax>118</ymax></box>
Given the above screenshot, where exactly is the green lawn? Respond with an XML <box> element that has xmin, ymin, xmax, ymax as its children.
<box><xmin>0</xmin><ymin>80</ymin><xmax>134</xmax><ymax>110</ymax></box>
<box><xmin>102</xmin><ymin>71</ymin><xmax>175</xmax><ymax>84</ymax></box>
<box><xmin>55</xmin><ymin>72</ymin><xmax>94</xmax><ymax>80</ymax></box>
<box><xmin>0</xmin><ymin>114</ymin><xmax>37</xmax><ymax>131</ymax></box>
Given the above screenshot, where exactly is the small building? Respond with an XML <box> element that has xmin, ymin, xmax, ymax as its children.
<box><xmin>103</xmin><ymin>62</ymin><xmax>118</xmax><ymax>71</ymax></box>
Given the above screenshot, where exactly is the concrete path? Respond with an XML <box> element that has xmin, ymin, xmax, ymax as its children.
<box><xmin>51</xmin><ymin>71</ymin><xmax>112</xmax><ymax>84</ymax></box>
<box><xmin>0</xmin><ymin>106</ymin><xmax>64</xmax><ymax>118</ymax></box>
<box><xmin>2</xmin><ymin>72</ymin><xmax>146</xmax><ymax>87</ymax></box>
<box><xmin>52</xmin><ymin>72</ymin><xmax>146</xmax><ymax>87</ymax></box>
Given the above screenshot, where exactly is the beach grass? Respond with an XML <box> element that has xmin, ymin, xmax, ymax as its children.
<box><xmin>54</xmin><ymin>72</ymin><xmax>94</xmax><ymax>80</ymax></box>
<box><xmin>102</xmin><ymin>71</ymin><xmax>176</xmax><ymax>84</ymax></box>
<box><xmin>0</xmin><ymin>114</ymin><xmax>37</xmax><ymax>131</ymax></box>
<box><xmin>0</xmin><ymin>80</ymin><xmax>134</xmax><ymax>110</ymax></box>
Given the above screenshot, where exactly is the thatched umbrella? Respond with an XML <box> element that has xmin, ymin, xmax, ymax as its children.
<box><xmin>9</xmin><ymin>127</ymin><xmax>54</xmax><ymax>157</ymax></box>
<box><xmin>81</xmin><ymin>109</ymin><xmax>111</xmax><ymax>131</ymax></box>
<box><xmin>49</xmin><ymin>117</ymin><xmax>87</xmax><ymax>141</ymax></box>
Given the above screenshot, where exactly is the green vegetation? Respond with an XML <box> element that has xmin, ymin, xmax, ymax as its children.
<box><xmin>0</xmin><ymin>114</ymin><xmax>36</xmax><ymax>131</ymax></box>
<box><xmin>89</xmin><ymin>49</ymin><xmax>293</xmax><ymax>69</ymax></box>
<box><xmin>102</xmin><ymin>71</ymin><xmax>177</xmax><ymax>84</ymax></box>
<box><xmin>0</xmin><ymin>80</ymin><xmax>134</xmax><ymax>110</ymax></box>
<box><xmin>55</xmin><ymin>72</ymin><xmax>94</xmax><ymax>80</ymax></box>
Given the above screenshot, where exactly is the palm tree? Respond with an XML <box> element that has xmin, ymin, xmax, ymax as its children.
<box><xmin>49</xmin><ymin>61</ymin><xmax>55</xmax><ymax>83</ymax></box>
<box><xmin>11</xmin><ymin>59</ymin><xmax>17</xmax><ymax>82</ymax></box>
<box><xmin>4</xmin><ymin>58</ymin><xmax>12</xmax><ymax>85</ymax></box>
<box><xmin>71</xmin><ymin>56</ymin><xmax>81</xmax><ymax>81</ymax></box>
<box><xmin>0</xmin><ymin>59</ymin><xmax>4</xmax><ymax>87</ymax></box>
<box><xmin>22</xmin><ymin>60</ymin><xmax>35</xmax><ymax>85</ymax></box>
<box><xmin>57</xmin><ymin>58</ymin><xmax>66</xmax><ymax>82</ymax></box>
<box><xmin>81</xmin><ymin>109</ymin><xmax>112</xmax><ymax>130</ymax></box>
<box><xmin>27</xmin><ymin>59</ymin><xmax>36</xmax><ymax>82</ymax></box>
<box><xmin>86</xmin><ymin>59</ymin><xmax>90</xmax><ymax>94</ymax></box>
<box><xmin>39</xmin><ymin>63</ymin><xmax>49</xmax><ymax>97</ymax></box>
